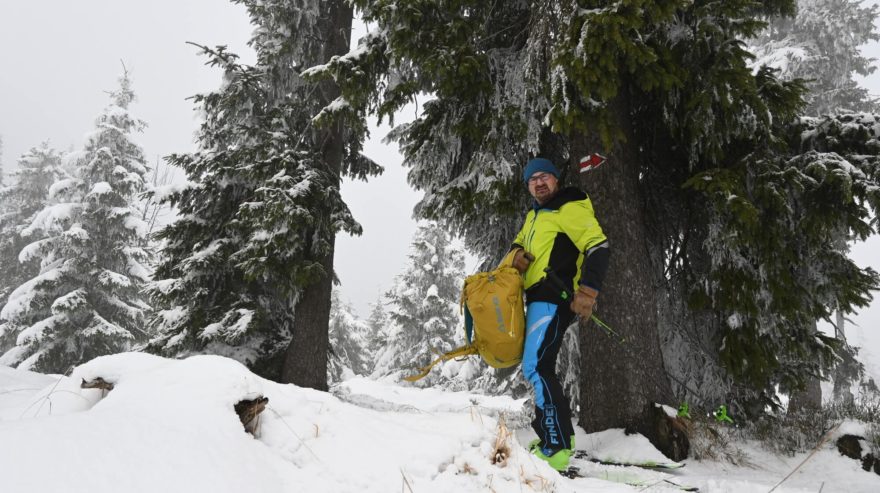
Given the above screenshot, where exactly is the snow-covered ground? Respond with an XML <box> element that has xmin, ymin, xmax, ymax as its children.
<box><xmin>0</xmin><ymin>354</ymin><xmax>877</xmax><ymax>493</ymax></box>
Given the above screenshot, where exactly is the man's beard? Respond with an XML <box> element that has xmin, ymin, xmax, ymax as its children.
<box><xmin>534</xmin><ymin>185</ymin><xmax>553</xmax><ymax>203</ymax></box>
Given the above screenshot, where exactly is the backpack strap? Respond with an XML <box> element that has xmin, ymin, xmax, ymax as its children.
<box><xmin>499</xmin><ymin>249</ymin><xmax>519</xmax><ymax>268</ymax></box>
<box><xmin>402</xmin><ymin>345</ymin><xmax>479</xmax><ymax>382</ymax></box>
<box><xmin>464</xmin><ymin>304</ymin><xmax>474</xmax><ymax>344</ymax></box>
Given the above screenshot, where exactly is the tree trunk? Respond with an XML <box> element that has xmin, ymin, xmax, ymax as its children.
<box><xmin>832</xmin><ymin>309</ymin><xmax>854</xmax><ymax>405</ymax></box>
<box><xmin>570</xmin><ymin>95</ymin><xmax>674</xmax><ymax>439</ymax></box>
<box><xmin>789</xmin><ymin>320</ymin><xmax>823</xmax><ymax>414</ymax></box>
<box><xmin>280</xmin><ymin>0</ymin><xmax>352</xmax><ymax>390</ymax></box>
<box><xmin>788</xmin><ymin>377</ymin><xmax>822</xmax><ymax>414</ymax></box>
<box><xmin>282</xmin><ymin>243</ymin><xmax>335</xmax><ymax>390</ymax></box>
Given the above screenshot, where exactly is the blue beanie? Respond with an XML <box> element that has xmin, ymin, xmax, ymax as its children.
<box><xmin>523</xmin><ymin>158</ymin><xmax>560</xmax><ymax>184</ymax></box>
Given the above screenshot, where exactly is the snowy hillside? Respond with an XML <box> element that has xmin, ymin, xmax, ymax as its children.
<box><xmin>1</xmin><ymin>354</ymin><xmax>878</xmax><ymax>493</ymax></box>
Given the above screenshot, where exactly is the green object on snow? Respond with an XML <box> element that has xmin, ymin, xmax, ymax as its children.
<box><xmin>713</xmin><ymin>404</ymin><xmax>734</xmax><ymax>424</ymax></box>
<box><xmin>677</xmin><ymin>402</ymin><xmax>691</xmax><ymax>419</ymax></box>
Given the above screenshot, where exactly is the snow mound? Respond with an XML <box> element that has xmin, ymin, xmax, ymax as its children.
<box><xmin>0</xmin><ymin>365</ymin><xmax>58</xmax><ymax>420</ymax></box>
<box><xmin>577</xmin><ymin>428</ymin><xmax>679</xmax><ymax>466</ymax></box>
<box><xmin>0</xmin><ymin>353</ymin><xmax>563</xmax><ymax>493</ymax></box>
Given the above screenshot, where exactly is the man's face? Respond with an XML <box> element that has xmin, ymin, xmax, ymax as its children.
<box><xmin>527</xmin><ymin>172</ymin><xmax>559</xmax><ymax>204</ymax></box>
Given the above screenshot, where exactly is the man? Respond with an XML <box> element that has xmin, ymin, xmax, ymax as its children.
<box><xmin>509</xmin><ymin>157</ymin><xmax>610</xmax><ymax>471</ymax></box>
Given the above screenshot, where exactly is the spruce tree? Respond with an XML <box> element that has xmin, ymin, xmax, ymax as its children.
<box><xmin>746</xmin><ymin>3</ymin><xmax>880</xmax><ymax>409</ymax></box>
<box><xmin>751</xmin><ymin>0</ymin><xmax>880</xmax><ymax>115</ymax></box>
<box><xmin>327</xmin><ymin>289</ymin><xmax>370</xmax><ymax>383</ymax></box>
<box><xmin>373</xmin><ymin>223</ymin><xmax>465</xmax><ymax>387</ymax></box>
<box><xmin>0</xmin><ymin>73</ymin><xmax>151</xmax><ymax>372</ymax></box>
<box><xmin>674</xmin><ymin>113</ymin><xmax>880</xmax><ymax>413</ymax></box>
<box><xmin>147</xmin><ymin>0</ymin><xmax>379</xmax><ymax>385</ymax></box>
<box><xmin>321</xmin><ymin>0</ymin><xmax>714</xmax><ymax>434</ymax></box>
<box><xmin>323</xmin><ymin>1</ymin><xmax>880</xmax><ymax>435</ymax></box>
<box><xmin>362</xmin><ymin>296</ymin><xmax>390</xmax><ymax>373</ymax></box>
<box><xmin>0</xmin><ymin>143</ymin><xmax>66</xmax><ymax>353</ymax></box>
<box><xmin>0</xmin><ymin>144</ymin><xmax>65</xmax><ymax>303</ymax></box>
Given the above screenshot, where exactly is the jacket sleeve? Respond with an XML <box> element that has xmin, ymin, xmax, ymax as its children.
<box><xmin>561</xmin><ymin>198</ymin><xmax>606</xmax><ymax>252</ymax></box>
<box><xmin>561</xmin><ymin>199</ymin><xmax>610</xmax><ymax>291</ymax></box>
<box><xmin>581</xmin><ymin>241</ymin><xmax>610</xmax><ymax>291</ymax></box>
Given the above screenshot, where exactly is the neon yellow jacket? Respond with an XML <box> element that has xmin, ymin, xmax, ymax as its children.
<box><xmin>511</xmin><ymin>187</ymin><xmax>608</xmax><ymax>303</ymax></box>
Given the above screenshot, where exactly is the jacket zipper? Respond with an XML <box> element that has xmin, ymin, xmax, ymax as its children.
<box><xmin>526</xmin><ymin>210</ymin><xmax>540</xmax><ymax>253</ymax></box>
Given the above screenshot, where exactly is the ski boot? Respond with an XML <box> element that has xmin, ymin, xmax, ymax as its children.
<box><xmin>527</xmin><ymin>436</ymin><xmax>575</xmax><ymax>472</ymax></box>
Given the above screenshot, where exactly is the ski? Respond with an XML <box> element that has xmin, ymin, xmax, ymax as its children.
<box><xmin>563</xmin><ymin>457</ymin><xmax>699</xmax><ymax>491</ymax></box>
<box><xmin>573</xmin><ymin>449</ymin><xmax>685</xmax><ymax>470</ymax></box>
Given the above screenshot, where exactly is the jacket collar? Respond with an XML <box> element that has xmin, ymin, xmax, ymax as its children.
<box><xmin>532</xmin><ymin>186</ymin><xmax>587</xmax><ymax>211</ymax></box>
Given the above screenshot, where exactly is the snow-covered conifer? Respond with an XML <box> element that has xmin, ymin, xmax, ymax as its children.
<box><xmin>0</xmin><ymin>143</ymin><xmax>67</xmax><ymax>353</ymax></box>
<box><xmin>0</xmin><ymin>144</ymin><xmax>65</xmax><ymax>302</ymax></box>
<box><xmin>334</xmin><ymin>1</ymin><xmax>880</xmax><ymax>426</ymax></box>
<box><xmin>0</xmin><ymin>73</ymin><xmax>151</xmax><ymax>372</ymax></box>
<box><xmin>751</xmin><ymin>0</ymin><xmax>880</xmax><ymax>115</ymax></box>
<box><xmin>362</xmin><ymin>296</ymin><xmax>390</xmax><ymax>373</ymax></box>
<box><xmin>147</xmin><ymin>0</ymin><xmax>380</xmax><ymax>384</ymax></box>
<box><xmin>682</xmin><ymin>112</ymin><xmax>880</xmax><ymax>407</ymax></box>
<box><xmin>145</xmin><ymin>44</ymin><xmax>324</xmax><ymax>378</ymax></box>
<box><xmin>327</xmin><ymin>289</ymin><xmax>370</xmax><ymax>383</ymax></box>
<box><xmin>373</xmin><ymin>223</ymin><xmax>466</xmax><ymax>387</ymax></box>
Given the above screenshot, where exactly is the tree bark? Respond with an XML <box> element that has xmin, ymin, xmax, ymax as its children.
<box><xmin>788</xmin><ymin>320</ymin><xmax>823</xmax><ymax>414</ymax></box>
<box><xmin>281</xmin><ymin>0</ymin><xmax>352</xmax><ymax>390</ymax></box>
<box><xmin>283</xmin><ymin>243</ymin><xmax>335</xmax><ymax>390</ymax></box>
<box><xmin>832</xmin><ymin>309</ymin><xmax>854</xmax><ymax>405</ymax></box>
<box><xmin>81</xmin><ymin>378</ymin><xmax>114</xmax><ymax>392</ymax></box>
<box><xmin>570</xmin><ymin>94</ymin><xmax>674</xmax><ymax>439</ymax></box>
<box><xmin>788</xmin><ymin>377</ymin><xmax>822</xmax><ymax>414</ymax></box>
<box><xmin>235</xmin><ymin>396</ymin><xmax>269</xmax><ymax>435</ymax></box>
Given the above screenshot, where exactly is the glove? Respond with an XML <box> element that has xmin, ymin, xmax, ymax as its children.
<box><xmin>570</xmin><ymin>285</ymin><xmax>598</xmax><ymax>319</ymax></box>
<box><xmin>511</xmin><ymin>249</ymin><xmax>535</xmax><ymax>274</ymax></box>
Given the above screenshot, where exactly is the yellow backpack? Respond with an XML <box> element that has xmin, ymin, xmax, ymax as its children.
<box><xmin>403</xmin><ymin>250</ymin><xmax>525</xmax><ymax>382</ymax></box>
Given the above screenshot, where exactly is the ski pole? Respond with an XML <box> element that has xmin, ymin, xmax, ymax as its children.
<box><xmin>589</xmin><ymin>313</ymin><xmax>625</xmax><ymax>343</ymax></box>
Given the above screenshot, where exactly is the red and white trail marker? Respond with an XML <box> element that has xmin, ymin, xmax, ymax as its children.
<box><xmin>579</xmin><ymin>153</ymin><xmax>607</xmax><ymax>173</ymax></box>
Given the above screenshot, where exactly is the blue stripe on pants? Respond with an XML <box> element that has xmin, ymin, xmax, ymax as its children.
<box><xmin>521</xmin><ymin>301</ymin><xmax>574</xmax><ymax>452</ymax></box>
<box><xmin>522</xmin><ymin>302</ymin><xmax>557</xmax><ymax>409</ymax></box>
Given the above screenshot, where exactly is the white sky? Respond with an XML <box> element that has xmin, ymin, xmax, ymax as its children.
<box><xmin>0</xmin><ymin>1</ymin><xmax>877</xmax><ymax>379</ymax></box>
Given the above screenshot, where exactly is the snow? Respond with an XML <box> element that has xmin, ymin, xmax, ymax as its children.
<box><xmin>14</xmin><ymin>314</ymin><xmax>63</xmax><ymax>345</ymax></box>
<box><xmin>97</xmin><ymin>269</ymin><xmax>132</xmax><ymax>288</ymax></box>
<box><xmin>0</xmin><ymin>266</ymin><xmax>65</xmax><ymax>320</ymax></box>
<box><xmin>123</xmin><ymin>213</ymin><xmax>149</xmax><ymax>235</ymax></box>
<box><xmin>727</xmin><ymin>313</ymin><xmax>742</xmax><ymax>330</ymax></box>
<box><xmin>199</xmin><ymin>308</ymin><xmax>254</xmax><ymax>341</ymax></box>
<box><xmin>47</xmin><ymin>177</ymin><xmax>81</xmax><ymax>198</ymax></box>
<box><xmin>0</xmin><ymin>354</ymin><xmax>553</xmax><ymax>493</ymax></box>
<box><xmin>150</xmin><ymin>278</ymin><xmax>180</xmax><ymax>295</ymax></box>
<box><xmin>575</xmin><ymin>429</ymin><xmax>676</xmax><ymax>466</ymax></box>
<box><xmin>21</xmin><ymin>202</ymin><xmax>81</xmax><ymax>236</ymax></box>
<box><xmin>656</xmin><ymin>403</ymin><xmax>679</xmax><ymax>419</ymax></box>
<box><xmin>186</xmin><ymin>238</ymin><xmax>225</xmax><ymax>263</ymax></box>
<box><xmin>1</xmin><ymin>354</ymin><xmax>879</xmax><ymax>493</ymax></box>
<box><xmin>17</xmin><ymin>237</ymin><xmax>52</xmax><ymax>263</ymax></box>
<box><xmin>126</xmin><ymin>256</ymin><xmax>151</xmax><ymax>282</ymax></box>
<box><xmin>81</xmin><ymin>311</ymin><xmax>134</xmax><ymax>339</ymax></box>
<box><xmin>149</xmin><ymin>180</ymin><xmax>198</xmax><ymax>202</ymax></box>
<box><xmin>88</xmin><ymin>181</ymin><xmax>112</xmax><ymax>196</ymax></box>
<box><xmin>425</xmin><ymin>283</ymin><xmax>439</xmax><ymax>299</ymax></box>
<box><xmin>836</xmin><ymin>419</ymin><xmax>870</xmax><ymax>439</ymax></box>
